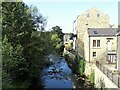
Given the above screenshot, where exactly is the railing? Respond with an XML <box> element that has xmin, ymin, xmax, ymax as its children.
<box><xmin>96</xmin><ymin>61</ymin><xmax>120</xmax><ymax>88</ymax></box>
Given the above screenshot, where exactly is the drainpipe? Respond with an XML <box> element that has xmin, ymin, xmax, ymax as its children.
<box><xmin>117</xmin><ymin>33</ymin><xmax>120</xmax><ymax>71</ymax></box>
<box><xmin>89</xmin><ymin>36</ymin><xmax>90</xmax><ymax>63</ymax></box>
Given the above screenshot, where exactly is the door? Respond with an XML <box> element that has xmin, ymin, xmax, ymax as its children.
<box><xmin>107</xmin><ymin>54</ymin><xmax>116</xmax><ymax>63</ymax></box>
<box><xmin>107</xmin><ymin>40</ymin><xmax>111</xmax><ymax>51</ymax></box>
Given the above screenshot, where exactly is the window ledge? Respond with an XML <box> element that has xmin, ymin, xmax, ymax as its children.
<box><xmin>92</xmin><ymin>47</ymin><xmax>101</xmax><ymax>49</ymax></box>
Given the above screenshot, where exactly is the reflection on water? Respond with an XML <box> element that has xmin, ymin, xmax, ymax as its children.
<box><xmin>41</xmin><ymin>55</ymin><xmax>73</xmax><ymax>89</ymax></box>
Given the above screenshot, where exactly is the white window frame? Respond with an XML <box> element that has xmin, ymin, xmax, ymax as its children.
<box><xmin>93</xmin><ymin>52</ymin><xmax>97</xmax><ymax>58</ymax></box>
<box><xmin>93</xmin><ymin>40</ymin><xmax>100</xmax><ymax>48</ymax></box>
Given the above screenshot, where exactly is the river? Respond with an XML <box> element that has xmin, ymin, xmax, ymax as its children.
<box><xmin>28</xmin><ymin>55</ymin><xmax>87</xmax><ymax>90</ymax></box>
<box><xmin>40</xmin><ymin>55</ymin><xmax>75</xmax><ymax>89</ymax></box>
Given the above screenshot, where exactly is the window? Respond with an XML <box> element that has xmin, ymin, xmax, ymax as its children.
<box><xmin>97</xmin><ymin>13</ymin><xmax>100</xmax><ymax>17</ymax></box>
<box><xmin>93</xmin><ymin>40</ymin><xmax>96</xmax><ymax>47</ymax></box>
<box><xmin>93</xmin><ymin>52</ymin><xmax>96</xmax><ymax>57</ymax></box>
<box><xmin>97</xmin><ymin>40</ymin><xmax>100</xmax><ymax>47</ymax></box>
<box><xmin>93</xmin><ymin>40</ymin><xmax>100</xmax><ymax>47</ymax></box>
<box><xmin>107</xmin><ymin>54</ymin><xmax>116</xmax><ymax>63</ymax></box>
<box><xmin>87</xmin><ymin>13</ymin><xmax>89</xmax><ymax>17</ymax></box>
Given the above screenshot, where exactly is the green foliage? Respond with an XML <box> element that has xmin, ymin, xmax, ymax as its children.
<box><xmin>2</xmin><ymin>2</ymin><xmax>64</xmax><ymax>89</ymax></box>
<box><xmin>63</xmin><ymin>52</ymin><xmax>77</xmax><ymax>73</ymax></box>
<box><xmin>63</xmin><ymin>51</ymin><xmax>86</xmax><ymax>75</ymax></box>
<box><xmin>87</xmin><ymin>70</ymin><xmax>94</xmax><ymax>84</ymax></box>
<box><xmin>50</xmin><ymin>26</ymin><xmax>64</xmax><ymax>55</ymax></box>
<box><xmin>51</xmin><ymin>33</ymin><xmax>61</xmax><ymax>48</ymax></box>
<box><xmin>51</xmin><ymin>26</ymin><xmax>64</xmax><ymax>41</ymax></box>
<box><xmin>2</xmin><ymin>2</ymin><xmax>48</xmax><ymax>88</ymax></box>
<box><xmin>64</xmin><ymin>54</ymin><xmax>73</xmax><ymax>69</ymax></box>
<box><xmin>73</xmin><ymin>55</ymin><xmax>79</xmax><ymax>73</ymax></box>
<box><xmin>2</xmin><ymin>35</ymin><xmax>29</xmax><ymax>88</ymax></box>
<box><xmin>79</xmin><ymin>58</ymin><xmax>86</xmax><ymax>76</ymax></box>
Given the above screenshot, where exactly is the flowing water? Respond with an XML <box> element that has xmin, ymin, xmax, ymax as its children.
<box><xmin>40</xmin><ymin>55</ymin><xmax>74</xmax><ymax>89</ymax></box>
<box><xmin>28</xmin><ymin>55</ymin><xmax>94</xmax><ymax>90</ymax></box>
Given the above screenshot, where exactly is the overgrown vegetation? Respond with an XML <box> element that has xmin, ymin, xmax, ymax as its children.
<box><xmin>63</xmin><ymin>51</ymin><xmax>86</xmax><ymax>75</ymax></box>
<box><xmin>79</xmin><ymin>57</ymin><xmax>86</xmax><ymax>76</ymax></box>
<box><xmin>63</xmin><ymin>51</ymin><xmax>95</xmax><ymax>88</ymax></box>
<box><xmin>2</xmin><ymin>2</ymin><xmax>64</xmax><ymax>88</ymax></box>
<box><xmin>87</xmin><ymin>70</ymin><xmax>94</xmax><ymax>84</ymax></box>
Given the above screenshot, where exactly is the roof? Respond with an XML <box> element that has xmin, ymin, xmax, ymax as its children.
<box><xmin>88</xmin><ymin>28</ymin><xmax>118</xmax><ymax>37</ymax></box>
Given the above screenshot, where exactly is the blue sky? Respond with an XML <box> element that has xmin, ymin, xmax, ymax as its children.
<box><xmin>23</xmin><ymin>0</ymin><xmax>119</xmax><ymax>33</ymax></box>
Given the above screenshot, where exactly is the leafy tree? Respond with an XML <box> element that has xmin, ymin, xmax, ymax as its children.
<box><xmin>2</xmin><ymin>1</ymin><xmax>65</xmax><ymax>89</ymax></box>
<box><xmin>51</xmin><ymin>26</ymin><xmax>64</xmax><ymax>42</ymax></box>
<box><xmin>50</xmin><ymin>26</ymin><xmax>64</xmax><ymax>55</ymax></box>
<box><xmin>2</xmin><ymin>2</ymin><xmax>47</xmax><ymax>88</ymax></box>
<box><xmin>28</xmin><ymin>5</ymin><xmax>47</xmax><ymax>31</ymax></box>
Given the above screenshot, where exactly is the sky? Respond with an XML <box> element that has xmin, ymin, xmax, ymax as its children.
<box><xmin>23</xmin><ymin>0</ymin><xmax>119</xmax><ymax>33</ymax></box>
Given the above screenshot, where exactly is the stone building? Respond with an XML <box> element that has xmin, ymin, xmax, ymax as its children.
<box><xmin>84</xmin><ymin>28</ymin><xmax>118</xmax><ymax>63</ymax></box>
<box><xmin>63</xmin><ymin>33</ymin><xmax>73</xmax><ymax>50</ymax></box>
<box><xmin>73</xmin><ymin>7</ymin><xmax>110</xmax><ymax>58</ymax></box>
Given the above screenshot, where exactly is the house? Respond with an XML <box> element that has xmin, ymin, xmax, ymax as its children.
<box><xmin>63</xmin><ymin>33</ymin><xmax>73</xmax><ymax>50</ymax></box>
<box><xmin>73</xmin><ymin>7</ymin><xmax>109</xmax><ymax>58</ymax></box>
<box><xmin>94</xmin><ymin>30</ymin><xmax>120</xmax><ymax>88</ymax></box>
<box><xmin>84</xmin><ymin>28</ymin><xmax>118</xmax><ymax>63</ymax></box>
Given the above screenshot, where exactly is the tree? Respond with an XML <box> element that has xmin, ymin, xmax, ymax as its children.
<box><xmin>2</xmin><ymin>2</ymin><xmax>47</xmax><ymax>88</ymax></box>
<box><xmin>51</xmin><ymin>26</ymin><xmax>64</xmax><ymax>42</ymax></box>
<box><xmin>28</xmin><ymin>5</ymin><xmax>47</xmax><ymax>31</ymax></box>
<box><xmin>50</xmin><ymin>26</ymin><xmax>64</xmax><ymax>55</ymax></box>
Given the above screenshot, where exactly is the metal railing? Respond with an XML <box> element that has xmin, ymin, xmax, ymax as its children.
<box><xmin>96</xmin><ymin>61</ymin><xmax>120</xmax><ymax>88</ymax></box>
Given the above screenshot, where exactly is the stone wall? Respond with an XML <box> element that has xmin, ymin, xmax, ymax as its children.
<box><xmin>94</xmin><ymin>65</ymin><xmax>118</xmax><ymax>88</ymax></box>
<box><xmin>84</xmin><ymin>62</ymin><xmax>95</xmax><ymax>77</ymax></box>
<box><xmin>75</xmin><ymin>7</ymin><xmax>109</xmax><ymax>58</ymax></box>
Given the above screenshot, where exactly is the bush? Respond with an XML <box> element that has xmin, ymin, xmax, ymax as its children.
<box><xmin>79</xmin><ymin>58</ymin><xmax>86</xmax><ymax>76</ymax></box>
<box><xmin>64</xmin><ymin>54</ymin><xmax>73</xmax><ymax>69</ymax></box>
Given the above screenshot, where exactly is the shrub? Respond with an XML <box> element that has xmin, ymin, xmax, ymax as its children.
<box><xmin>79</xmin><ymin>58</ymin><xmax>86</xmax><ymax>76</ymax></box>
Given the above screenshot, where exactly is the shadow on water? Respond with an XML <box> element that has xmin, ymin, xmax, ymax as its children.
<box><xmin>28</xmin><ymin>77</ymin><xmax>44</xmax><ymax>90</ymax></box>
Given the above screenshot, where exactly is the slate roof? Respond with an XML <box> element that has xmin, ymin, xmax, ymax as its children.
<box><xmin>88</xmin><ymin>28</ymin><xmax>119</xmax><ymax>37</ymax></box>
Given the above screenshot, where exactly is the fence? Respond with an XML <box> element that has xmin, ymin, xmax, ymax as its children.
<box><xmin>96</xmin><ymin>61</ymin><xmax>120</xmax><ymax>88</ymax></box>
